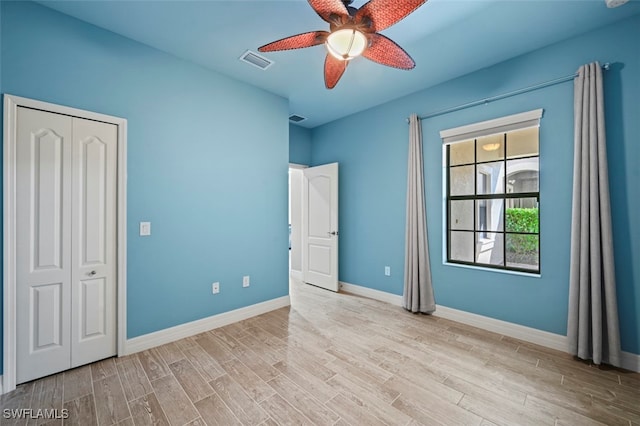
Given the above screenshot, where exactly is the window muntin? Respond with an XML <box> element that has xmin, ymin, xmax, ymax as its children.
<box><xmin>446</xmin><ymin>127</ymin><xmax>540</xmax><ymax>273</ymax></box>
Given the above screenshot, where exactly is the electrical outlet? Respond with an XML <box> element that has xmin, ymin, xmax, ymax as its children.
<box><xmin>212</xmin><ymin>282</ymin><xmax>220</xmax><ymax>294</ymax></box>
<box><xmin>385</xmin><ymin>266</ymin><xmax>391</xmax><ymax>276</ymax></box>
<box><xmin>243</xmin><ymin>275</ymin><xmax>250</xmax><ymax>287</ymax></box>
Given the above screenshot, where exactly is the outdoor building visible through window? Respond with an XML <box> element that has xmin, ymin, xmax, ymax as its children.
<box><xmin>442</xmin><ymin>110</ymin><xmax>541</xmax><ymax>273</ymax></box>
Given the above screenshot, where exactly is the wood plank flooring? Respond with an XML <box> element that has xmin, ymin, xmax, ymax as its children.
<box><xmin>2</xmin><ymin>278</ymin><xmax>638</xmax><ymax>425</ymax></box>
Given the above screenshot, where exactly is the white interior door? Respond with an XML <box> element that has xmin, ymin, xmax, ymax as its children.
<box><xmin>71</xmin><ymin>117</ymin><xmax>117</xmax><ymax>367</ymax></box>
<box><xmin>16</xmin><ymin>108</ymin><xmax>73</xmax><ymax>383</ymax></box>
<box><xmin>302</xmin><ymin>163</ymin><xmax>339</xmax><ymax>292</ymax></box>
<box><xmin>15</xmin><ymin>107</ymin><xmax>117</xmax><ymax>384</ymax></box>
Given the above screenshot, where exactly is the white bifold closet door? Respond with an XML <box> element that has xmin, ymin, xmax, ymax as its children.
<box><xmin>16</xmin><ymin>107</ymin><xmax>117</xmax><ymax>384</ymax></box>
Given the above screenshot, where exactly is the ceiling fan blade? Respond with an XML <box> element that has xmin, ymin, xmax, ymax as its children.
<box><xmin>356</xmin><ymin>0</ymin><xmax>426</xmax><ymax>32</ymax></box>
<box><xmin>324</xmin><ymin>54</ymin><xmax>348</xmax><ymax>89</ymax></box>
<box><xmin>258</xmin><ymin>31</ymin><xmax>329</xmax><ymax>52</ymax></box>
<box><xmin>308</xmin><ymin>0</ymin><xmax>349</xmax><ymax>24</ymax></box>
<box><xmin>363</xmin><ymin>34</ymin><xmax>415</xmax><ymax>69</ymax></box>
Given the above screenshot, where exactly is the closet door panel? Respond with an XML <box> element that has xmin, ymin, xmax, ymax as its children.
<box><xmin>70</xmin><ymin>117</ymin><xmax>118</xmax><ymax>367</ymax></box>
<box><xmin>16</xmin><ymin>107</ymin><xmax>73</xmax><ymax>384</ymax></box>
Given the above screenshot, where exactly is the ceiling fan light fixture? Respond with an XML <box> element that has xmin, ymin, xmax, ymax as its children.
<box><xmin>326</xmin><ymin>28</ymin><xmax>367</xmax><ymax>61</ymax></box>
<box><xmin>257</xmin><ymin>0</ymin><xmax>426</xmax><ymax>88</ymax></box>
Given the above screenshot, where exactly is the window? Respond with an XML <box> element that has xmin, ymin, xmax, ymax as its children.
<box><xmin>441</xmin><ymin>110</ymin><xmax>541</xmax><ymax>273</ymax></box>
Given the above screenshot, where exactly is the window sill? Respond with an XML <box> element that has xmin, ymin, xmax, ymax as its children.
<box><xmin>443</xmin><ymin>261</ymin><xmax>541</xmax><ymax>278</ymax></box>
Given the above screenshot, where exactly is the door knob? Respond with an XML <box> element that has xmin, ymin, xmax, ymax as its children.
<box><xmin>328</xmin><ymin>231</ymin><xmax>339</xmax><ymax>236</ymax></box>
<box><xmin>88</xmin><ymin>270</ymin><xmax>97</xmax><ymax>276</ymax></box>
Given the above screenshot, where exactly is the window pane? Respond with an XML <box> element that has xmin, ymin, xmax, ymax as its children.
<box><xmin>450</xmin><ymin>231</ymin><xmax>473</xmax><ymax>262</ymax></box>
<box><xmin>507</xmin><ymin>158</ymin><xmax>539</xmax><ymax>193</ymax></box>
<box><xmin>476</xmin><ymin>232</ymin><xmax>504</xmax><ymax>266</ymax></box>
<box><xmin>477</xmin><ymin>162</ymin><xmax>505</xmax><ymax>195</ymax></box>
<box><xmin>506</xmin><ymin>234</ymin><xmax>539</xmax><ymax>270</ymax></box>
<box><xmin>477</xmin><ymin>134</ymin><xmax>504</xmax><ymax>163</ymax></box>
<box><xmin>450</xmin><ymin>165</ymin><xmax>474</xmax><ymax>196</ymax></box>
<box><xmin>476</xmin><ymin>199</ymin><xmax>504</xmax><ymax>232</ymax></box>
<box><xmin>450</xmin><ymin>140</ymin><xmax>474</xmax><ymax>166</ymax></box>
<box><xmin>450</xmin><ymin>200</ymin><xmax>473</xmax><ymax>230</ymax></box>
<box><xmin>445</xmin><ymin>118</ymin><xmax>541</xmax><ymax>274</ymax></box>
<box><xmin>506</xmin><ymin>199</ymin><xmax>539</xmax><ymax>233</ymax></box>
<box><xmin>507</xmin><ymin>127</ymin><xmax>539</xmax><ymax>159</ymax></box>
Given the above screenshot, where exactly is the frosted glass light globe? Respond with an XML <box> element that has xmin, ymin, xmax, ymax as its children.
<box><xmin>326</xmin><ymin>29</ymin><xmax>367</xmax><ymax>61</ymax></box>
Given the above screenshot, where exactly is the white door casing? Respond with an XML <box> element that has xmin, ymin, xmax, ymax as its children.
<box><xmin>289</xmin><ymin>166</ymin><xmax>306</xmax><ymax>277</ymax></box>
<box><xmin>302</xmin><ymin>163</ymin><xmax>339</xmax><ymax>292</ymax></box>
<box><xmin>3</xmin><ymin>94</ymin><xmax>127</xmax><ymax>393</ymax></box>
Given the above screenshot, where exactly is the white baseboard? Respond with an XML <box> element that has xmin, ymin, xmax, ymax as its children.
<box><xmin>432</xmin><ymin>304</ymin><xmax>640</xmax><ymax>372</ymax></box>
<box><xmin>432</xmin><ymin>304</ymin><xmax>567</xmax><ymax>352</ymax></box>
<box><xmin>124</xmin><ymin>295</ymin><xmax>290</xmax><ymax>355</ymax></box>
<box><xmin>338</xmin><ymin>281</ymin><xmax>639</xmax><ymax>372</ymax></box>
<box><xmin>339</xmin><ymin>281</ymin><xmax>403</xmax><ymax>306</ymax></box>
<box><xmin>620</xmin><ymin>351</ymin><xmax>640</xmax><ymax>373</ymax></box>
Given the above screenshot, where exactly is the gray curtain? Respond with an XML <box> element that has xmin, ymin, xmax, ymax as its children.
<box><xmin>403</xmin><ymin>114</ymin><xmax>435</xmax><ymax>313</ymax></box>
<box><xmin>567</xmin><ymin>62</ymin><xmax>621</xmax><ymax>366</ymax></box>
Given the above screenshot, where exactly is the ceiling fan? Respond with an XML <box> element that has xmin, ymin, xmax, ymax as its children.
<box><xmin>258</xmin><ymin>0</ymin><xmax>427</xmax><ymax>89</ymax></box>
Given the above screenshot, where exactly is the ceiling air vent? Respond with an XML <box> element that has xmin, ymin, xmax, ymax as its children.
<box><xmin>289</xmin><ymin>114</ymin><xmax>307</xmax><ymax>123</ymax></box>
<box><xmin>239</xmin><ymin>50</ymin><xmax>273</xmax><ymax>70</ymax></box>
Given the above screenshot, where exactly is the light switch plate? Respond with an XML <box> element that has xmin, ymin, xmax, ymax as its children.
<box><xmin>140</xmin><ymin>222</ymin><xmax>151</xmax><ymax>236</ymax></box>
<box><xmin>243</xmin><ymin>276</ymin><xmax>250</xmax><ymax>287</ymax></box>
<box><xmin>212</xmin><ymin>282</ymin><xmax>220</xmax><ymax>294</ymax></box>
<box><xmin>385</xmin><ymin>266</ymin><xmax>391</xmax><ymax>276</ymax></box>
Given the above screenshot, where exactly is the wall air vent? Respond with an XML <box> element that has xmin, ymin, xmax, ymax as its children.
<box><xmin>289</xmin><ymin>114</ymin><xmax>307</xmax><ymax>123</ymax></box>
<box><xmin>239</xmin><ymin>50</ymin><xmax>273</xmax><ymax>70</ymax></box>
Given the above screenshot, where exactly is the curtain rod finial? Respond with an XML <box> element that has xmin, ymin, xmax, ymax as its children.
<box><xmin>603</xmin><ymin>62</ymin><xmax>611</xmax><ymax>71</ymax></box>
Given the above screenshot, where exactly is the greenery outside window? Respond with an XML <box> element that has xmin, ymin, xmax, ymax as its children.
<box><xmin>441</xmin><ymin>110</ymin><xmax>542</xmax><ymax>273</ymax></box>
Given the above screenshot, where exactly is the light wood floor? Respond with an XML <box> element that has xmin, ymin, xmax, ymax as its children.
<box><xmin>2</xmin><ymin>279</ymin><xmax>639</xmax><ymax>426</ymax></box>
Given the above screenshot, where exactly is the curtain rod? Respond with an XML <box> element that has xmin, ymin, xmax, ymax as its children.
<box><xmin>407</xmin><ymin>63</ymin><xmax>610</xmax><ymax>123</ymax></box>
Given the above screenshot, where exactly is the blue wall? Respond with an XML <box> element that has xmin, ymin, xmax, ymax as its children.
<box><xmin>289</xmin><ymin>124</ymin><xmax>312</xmax><ymax>165</ymax></box>
<box><xmin>311</xmin><ymin>14</ymin><xmax>640</xmax><ymax>355</ymax></box>
<box><xmin>0</xmin><ymin>0</ymin><xmax>290</xmax><ymax>373</ymax></box>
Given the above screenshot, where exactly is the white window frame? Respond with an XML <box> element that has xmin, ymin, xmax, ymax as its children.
<box><xmin>440</xmin><ymin>109</ymin><xmax>543</xmax><ymax>275</ymax></box>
